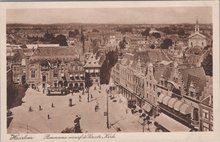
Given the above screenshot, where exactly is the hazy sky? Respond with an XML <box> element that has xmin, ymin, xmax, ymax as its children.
<box><xmin>7</xmin><ymin>7</ymin><xmax>212</xmax><ymax>24</ymax></box>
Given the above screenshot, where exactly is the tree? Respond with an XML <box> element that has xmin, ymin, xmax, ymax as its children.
<box><xmin>92</xmin><ymin>28</ymin><xmax>99</xmax><ymax>33</ymax></box>
<box><xmin>119</xmin><ymin>37</ymin><xmax>127</xmax><ymax>49</ymax></box>
<box><xmin>43</xmin><ymin>31</ymin><xmax>55</xmax><ymax>42</ymax></box>
<box><xmin>69</xmin><ymin>29</ymin><xmax>80</xmax><ymax>38</ymax></box>
<box><xmin>151</xmin><ymin>32</ymin><xmax>161</xmax><ymax>39</ymax></box>
<box><xmin>201</xmin><ymin>53</ymin><xmax>212</xmax><ymax>76</ymax></box>
<box><xmin>150</xmin><ymin>44</ymin><xmax>155</xmax><ymax>49</ymax></box>
<box><xmin>178</xmin><ymin>28</ymin><xmax>185</xmax><ymax>36</ymax></box>
<box><xmin>160</xmin><ymin>38</ymin><xmax>173</xmax><ymax>49</ymax></box>
<box><xmin>141</xmin><ymin>28</ymin><xmax>150</xmax><ymax>37</ymax></box>
<box><xmin>52</xmin><ymin>34</ymin><xmax>68</xmax><ymax>46</ymax></box>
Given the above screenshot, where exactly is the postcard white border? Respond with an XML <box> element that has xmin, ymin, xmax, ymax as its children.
<box><xmin>0</xmin><ymin>1</ymin><xmax>219</xmax><ymax>142</ymax></box>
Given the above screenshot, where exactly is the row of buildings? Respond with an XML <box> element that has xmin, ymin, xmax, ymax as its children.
<box><xmin>111</xmin><ymin>19</ymin><xmax>213</xmax><ymax>132</ymax></box>
<box><xmin>111</xmin><ymin>51</ymin><xmax>212</xmax><ymax>132</ymax></box>
<box><xmin>8</xmin><ymin>44</ymin><xmax>102</xmax><ymax>93</ymax></box>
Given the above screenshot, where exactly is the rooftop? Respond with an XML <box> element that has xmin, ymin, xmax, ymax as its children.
<box><xmin>30</xmin><ymin>47</ymin><xmax>79</xmax><ymax>61</ymax></box>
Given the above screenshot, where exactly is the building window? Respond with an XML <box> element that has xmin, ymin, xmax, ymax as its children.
<box><xmin>202</xmin><ymin>109</ymin><xmax>209</xmax><ymax>119</ymax></box>
<box><xmin>150</xmin><ymin>76</ymin><xmax>152</xmax><ymax>80</ymax></box>
<box><xmin>53</xmin><ymin>69</ymin><xmax>58</xmax><ymax>77</ymax></box>
<box><xmin>193</xmin><ymin>108</ymin><xmax>199</xmax><ymax>121</ymax></box>
<box><xmin>31</xmin><ymin>70</ymin><xmax>35</xmax><ymax>78</ymax></box>
<box><xmin>153</xmin><ymin>85</ymin><xmax>156</xmax><ymax>91</ymax></box>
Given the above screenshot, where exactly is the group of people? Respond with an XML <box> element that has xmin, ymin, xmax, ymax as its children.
<box><xmin>28</xmin><ymin>103</ymin><xmax>55</xmax><ymax>120</ymax></box>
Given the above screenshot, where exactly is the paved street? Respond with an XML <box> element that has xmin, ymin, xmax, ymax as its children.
<box><xmin>8</xmin><ymin>84</ymin><xmax>155</xmax><ymax>133</ymax></box>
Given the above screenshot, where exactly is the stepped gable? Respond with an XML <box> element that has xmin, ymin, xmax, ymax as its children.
<box><xmin>84</xmin><ymin>53</ymin><xmax>101</xmax><ymax>68</ymax></box>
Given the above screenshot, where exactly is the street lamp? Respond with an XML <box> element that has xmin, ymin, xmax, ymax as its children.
<box><xmin>106</xmin><ymin>88</ymin><xmax>110</xmax><ymax>129</ymax></box>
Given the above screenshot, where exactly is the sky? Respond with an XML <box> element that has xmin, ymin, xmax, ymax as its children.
<box><xmin>6</xmin><ymin>7</ymin><xmax>212</xmax><ymax>24</ymax></box>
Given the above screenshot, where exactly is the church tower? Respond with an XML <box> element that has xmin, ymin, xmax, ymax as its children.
<box><xmin>195</xmin><ymin>17</ymin><xmax>200</xmax><ymax>33</ymax></box>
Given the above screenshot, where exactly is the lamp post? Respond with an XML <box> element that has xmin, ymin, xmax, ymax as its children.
<box><xmin>106</xmin><ymin>88</ymin><xmax>110</xmax><ymax>129</ymax></box>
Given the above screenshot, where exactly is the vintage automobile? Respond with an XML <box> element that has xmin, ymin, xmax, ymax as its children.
<box><xmin>47</xmin><ymin>87</ymin><xmax>68</xmax><ymax>95</ymax></box>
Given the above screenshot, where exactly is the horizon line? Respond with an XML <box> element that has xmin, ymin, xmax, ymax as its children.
<box><xmin>7</xmin><ymin>22</ymin><xmax>212</xmax><ymax>25</ymax></box>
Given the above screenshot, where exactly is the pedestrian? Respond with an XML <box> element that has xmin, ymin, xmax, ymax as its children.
<box><xmin>29</xmin><ymin>106</ymin><xmax>32</xmax><ymax>112</ymax></box>
<box><xmin>91</xmin><ymin>94</ymin><xmax>93</xmax><ymax>99</ymax></box>
<box><xmin>52</xmin><ymin>103</ymin><xmax>54</xmax><ymax>108</ymax></box>
<box><xmin>126</xmin><ymin>109</ymin><xmax>128</xmax><ymax>114</ymax></box>
<box><xmin>79</xmin><ymin>95</ymin><xmax>81</xmax><ymax>102</ymax></box>
<box><xmin>39</xmin><ymin>105</ymin><xmax>42</xmax><ymax>111</ymax></box>
<box><xmin>47</xmin><ymin>114</ymin><xmax>50</xmax><ymax>119</ymax></box>
<box><xmin>87</xmin><ymin>96</ymin><xmax>89</xmax><ymax>102</ymax></box>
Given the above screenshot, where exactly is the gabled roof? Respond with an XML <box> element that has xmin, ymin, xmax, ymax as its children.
<box><xmin>201</xmin><ymin>95</ymin><xmax>213</xmax><ymax>107</ymax></box>
<box><xmin>84</xmin><ymin>54</ymin><xmax>101</xmax><ymax>68</ymax></box>
<box><xmin>179</xmin><ymin>67</ymin><xmax>206</xmax><ymax>93</ymax></box>
<box><xmin>188</xmin><ymin>32</ymin><xmax>206</xmax><ymax>39</ymax></box>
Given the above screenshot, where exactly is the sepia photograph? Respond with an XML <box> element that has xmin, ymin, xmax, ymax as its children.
<box><xmin>1</xmin><ymin>1</ymin><xmax>220</xmax><ymax>142</ymax></box>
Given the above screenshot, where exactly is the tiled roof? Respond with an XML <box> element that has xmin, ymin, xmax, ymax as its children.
<box><xmin>153</xmin><ymin>63</ymin><xmax>174</xmax><ymax>81</ymax></box>
<box><xmin>30</xmin><ymin>47</ymin><xmax>79</xmax><ymax>60</ymax></box>
<box><xmin>134</xmin><ymin>49</ymin><xmax>170</xmax><ymax>64</ymax></box>
<box><xmin>179</xmin><ymin>67</ymin><xmax>206</xmax><ymax>93</ymax></box>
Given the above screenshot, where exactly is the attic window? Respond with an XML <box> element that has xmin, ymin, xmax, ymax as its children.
<box><xmin>94</xmin><ymin>62</ymin><xmax>96</xmax><ymax>64</ymax></box>
<box><xmin>89</xmin><ymin>62</ymin><xmax>91</xmax><ymax>64</ymax></box>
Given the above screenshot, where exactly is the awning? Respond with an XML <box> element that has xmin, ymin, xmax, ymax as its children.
<box><xmin>162</xmin><ymin>96</ymin><xmax>171</xmax><ymax>105</ymax></box>
<box><xmin>142</xmin><ymin>103</ymin><xmax>152</xmax><ymax>112</ymax></box>
<box><xmin>155</xmin><ymin>113</ymin><xmax>191</xmax><ymax>132</ymax></box>
<box><xmin>134</xmin><ymin>105</ymin><xmax>141</xmax><ymax>111</ymax></box>
<box><xmin>168</xmin><ymin>80</ymin><xmax>179</xmax><ymax>88</ymax></box>
<box><xmin>180</xmin><ymin>103</ymin><xmax>192</xmax><ymax>115</ymax></box>
<box><xmin>85</xmin><ymin>69</ymin><xmax>89</xmax><ymax>73</ymax></box>
<box><xmin>90</xmin><ymin>69</ymin><xmax>94</xmax><ymax>73</ymax></box>
<box><xmin>157</xmin><ymin>94</ymin><xmax>166</xmax><ymax>103</ymax></box>
<box><xmin>80</xmin><ymin>74</ymin><xmax>84</xmax><ymax>77</ymax></box>
<box><xmin>168</xmin><ymin>98</ymin><xmax>177</xmax><ymax>108</ymax></box>
<box><xmin>174</xmin><ymin>100</ymin><xmax>184</xmax><ymax>111</ymax></box>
